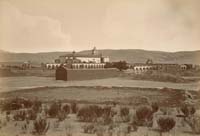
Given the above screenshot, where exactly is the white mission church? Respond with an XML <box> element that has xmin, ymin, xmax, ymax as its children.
<box><xmin>46</xmin><ymin>47</ymin><xmax>110</xmax><ymax>69</ymax></box>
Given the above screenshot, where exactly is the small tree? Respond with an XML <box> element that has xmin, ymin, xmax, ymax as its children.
<box><xmin>113</xmin><ymin>61</ymin><xmax>128</xmax><ymax>71</ymax></box>
<box><xmin>104</xmin><ymin>62</ymin><xmax>114</xmax><ymax>68</ymax></box>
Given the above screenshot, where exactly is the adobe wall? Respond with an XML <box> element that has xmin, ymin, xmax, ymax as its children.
<box><xmin>65</xmin><ymin>68</ymin><xmax>119</xmax><ymax>81</ymax></box>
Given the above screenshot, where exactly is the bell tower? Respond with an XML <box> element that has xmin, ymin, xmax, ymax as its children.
<box><xmin>92</xmin><ymin>47</ymin><xmax>97</xmax><ymax>55</ymax></box>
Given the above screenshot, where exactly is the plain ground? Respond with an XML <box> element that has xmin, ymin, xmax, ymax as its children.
<box><xmin>0</xmin><ymin>77</ymin><xmax>200</xmax><ymax>93</ymax></box>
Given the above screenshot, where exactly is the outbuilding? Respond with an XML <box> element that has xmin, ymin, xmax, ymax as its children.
<box><xmin>55</xmin><ymin>66</ymin><xmax>119</xmax><ymax>81</ymax></box>
<box><xmin>55</xmin><ymin>66</ymin><xmax>68</xmax><ymax>81</ymax></box>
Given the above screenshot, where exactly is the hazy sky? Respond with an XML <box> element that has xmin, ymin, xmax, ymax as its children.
<box><xmin>0</xmin><ymin>0</ymin><xmax>200</xmax><ymax>52</ymax></box>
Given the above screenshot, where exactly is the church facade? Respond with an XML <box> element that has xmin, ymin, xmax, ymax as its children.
<box><xmin>46</xmin><ymin>47</ymin><xmax>109</xmax><ymax>69</ymax></box>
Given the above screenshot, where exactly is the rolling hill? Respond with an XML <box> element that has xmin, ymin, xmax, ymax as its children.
<box><xmin>0</xmin><ymin>49</ymin><xmax>199</xmax><ymax>64</ymax></box>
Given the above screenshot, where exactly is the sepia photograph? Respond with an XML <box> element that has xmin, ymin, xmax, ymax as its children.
<box><xmin>0</xmin><ymin>0</ymin><xmax>200</xmax><ymax>136</ymax></box>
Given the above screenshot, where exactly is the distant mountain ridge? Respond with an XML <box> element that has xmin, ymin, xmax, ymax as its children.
<box><xmin>0</xmin><ymin>49</ymin><xmax>199</xmax><ymax>64</ymax></box>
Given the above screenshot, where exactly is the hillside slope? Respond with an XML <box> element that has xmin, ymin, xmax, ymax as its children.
<box><xmin>0</xmin><ymin>49</ymin><xmax>199</xmax><ymax>64</ymax></box>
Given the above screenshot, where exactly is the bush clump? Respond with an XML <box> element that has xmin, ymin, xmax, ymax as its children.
<box><xmin>31</xmin><ymin>100</ymin><xmax>42</xmax><ymax>113</ymax></box>
<box><xmin>151</xmin><ymin>102</ymin><xmax>159</xmax><ymax>113</ymax></box>
<box><xmin>179</xmin><ymin>105</ymin><xmax>200</xmax><ymax>134</ymax></box>
<box><xmin>101</xmin><ymin>106</ymin><xmax>113</xmax><ymax>125</ymax></box>
<box><xmin>32</xmin><ymin>117</ymin><xmax>49</xmax><ymax>135</ymax></box>
<box><xmin>120</xmin><ymin>107</ymin><xmax>130</xmax><ymax>122</ymax></box>
<box><xmin>120</xmin><ymin>107</ymin><xmax>129</xmax><ymax>117</ymax></box>
<box><xmin>48</xmin><ymin>102</ymin><xmax>61</xmax><ymax>118</ymax></box>
<box><xmin>63</xmin><ymin>104</ymin><xmax>71</xmax><ymax>115</ymax></box>
<box><xmin>57</xmin><ymin>110</ymin><xmax>66</xmax><ymax>121</ymax></box>
<box><xmin>77</xmin><ymin>105</ymin><xmax>113</xmax><ymax>124</ymax></box>
<box><xmin>190</xmin><ymin>116</ymin><xmax>200</xmax><ymax>134</ymax></box>
<box><xmin>2</xmin><ymin>97</ymin><xmax>33</xmax><ymax>111</ymax></box>
<box><xmin>157</xmin><ymin>117</ymin><xmax>176</xmax><ymax>132</ymax></box>
<box><xmin>185</xmin><ymin>115</ymin><xmax>200</xmax><ymax>134</ymax></box>
<box><xmin>27</xmin><ymin>109</ymin><xmax>37</xmax><ymax>120</ymax></box>
<box><xmin>71</xmin><ymin>102</ymin><xmax>77</xmax><ymax>114</ymax></box>
<box><xmin>83</xmin><ymin>123</ymin><xmax>96</xmax><ymax>134</ymax></box>
<box><xmin>135</xmin><ymin>106</ymin><xmax>153</xmax><ymax>126</ymax></box>
<box><xmin>77</xmin><ymin>105</ymin><xmax>102</xmax><ymax>122</ymax></box>
<box><xmin>180</xmin><ymin>104</ymin><xmax>196</xmax><ymax>117</ymax></box>
<box><xmin>13</xmin><ymin>110</ymin><xmax>26</xmax><ymax>121</ymax></box>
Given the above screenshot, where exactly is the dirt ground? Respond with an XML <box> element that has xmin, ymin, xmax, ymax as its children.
<box><xmin>0</xmin><ymin>77</ymin><xmax>200</xmax><ymax>92</ymax></box>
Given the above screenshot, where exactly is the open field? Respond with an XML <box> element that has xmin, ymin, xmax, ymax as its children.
<box><xmin>0</xmin><ymin>77</ymin><xmax>200</xmax><ymax>92</ymax></box>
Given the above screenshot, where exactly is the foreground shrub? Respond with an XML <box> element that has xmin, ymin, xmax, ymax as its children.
<box><xmin>13</xmin><ymin>110</ymin><xmax>26</xmax><ymax>121</ymax></box>
<box><xmin>63</xmin><ymin>104</ymin><xmax>70</xmax><ymax>115</ymax></box>
<box><xmin>120</xmin><ymin>107</ymin><xmax>129</xmax><ymax>117</ymax></box>
<box><xmin>83</xmin><ymin>123</ymin><xmax>96</xmax><ymax>134</ymax></box>
<box><xmin>27</xmin><ymin>109</ymin><xmax>37</xmax><ymax>120</ymax></box>
<box><xmin>77</xmin><ymin>105</ymin><xmax>113</xmax><ymax>124</ymax></box>
<box><xmin>57</xmin><ymin>110</ymin><xmax>67</xmax><ymax>121</ymax></box>
<box><xmin>71</xmin><ymin>102</ymin><xmax>77</xmax><ymax>114</ymax></box>
<box><xmin>135</xmin><ymin>106</ymin><xmax>153</xmax><ymax>126</ymax></box>
<box><xmin>48</xmin><ymin>102</ymin><xmax>61</xmax><ymax>118</ymax></box>
<box><xmin>180</xmin><ymin>104</ymin><xmax>196</xmax><ymax>117</ymax></box>
<box><xmin>180</xmin><ymin>105</ymin><xmax>200</xmax><ymax>134</ymax></box>
<box><xmin>32</xmin><ymin>100</ymin><xmax>42</xmax><ymax>113</ymax></box>
<box><xmin>101</xmin><ymin>106</ymin><xmax>113</xmax><ymax>125</ymax></box>
<box><xmin>120</xmin><ymin>107</ymin><xmax>130</xmax><ymax>122</ymax></box>
<box><xmin>151</xmin><ymin>102</ymin><xmax>159</xmax><ymax>113</ymax></box>
<box><xmin>2</xmin><ymin>97</ymin><xmax>33</xmax><ymax>111</ymax></box>
<box><xmin>157</xmin><ymin>117</ymin><xmax>176</xmax><ymax>133</ymax></box>
<box><xmin>77</xmin><ymin>105</ymin><xmax>102</xmax><ymax>122</ymax></box>
<box><xmin>32</xmin><ymin>117</ymin><xmax>49</xmax><ymax>135</ymax></box>
<box><xmin>185</xmin><ymin>115</ymin><xmax>200</xmax><ymax>134</ymax></box>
